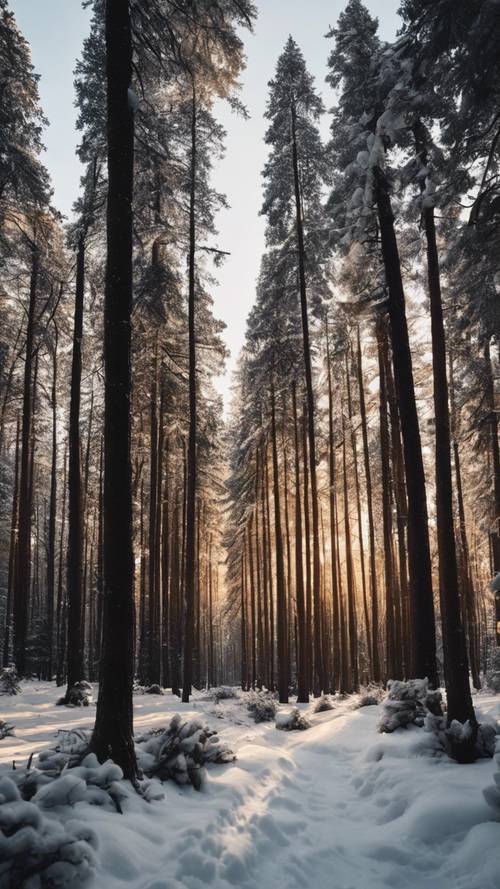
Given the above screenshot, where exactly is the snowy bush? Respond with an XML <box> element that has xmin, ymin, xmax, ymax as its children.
<box><xmin>206</xmin><ymin>685</ymin><xmax>239</xmax><ymax>703</ymax></box>
<box><xmin>246</xmin><ymin>690</ymin><xmax>277</xmax><ymax>723</ymax></box>
<box><xmin>275</xmin><ymin>707</ymin><xmax>311</xmax><ymax>732</ymax></box>
<box><xmin>144</xmin><ymin>684</ymin><xmax>163</xmax><ymax>695</ymax></box>
<box><xmin>57</xmin><ymin>682</ymin><xmax>93</xmax><ymax>708</ymax></box>
<box><xmin>425</xmin><ymin>713</ymin><xmax>498</xmax><ymax>763</ymax></box>
<box><xmin>0</xmin><ymin>720</ymin><xmax>14</xmax><ymax>740</ymax></box>
<box><xmin>313</xmin><ymin>695</ymin><xmax>333</xmax><ymax>713</ymax></box>
<box><xmin>379</xmin><ymin>679</ymin><xmax>442</xmax><ymax>733</ymax></box>
<box><xmin>0</xmin><ymin>666</ymin><xmax>21</xmax><ymax>696</ymax></box>
<box><xmin>136</xmin><ymin>713</ymin><xmax>235</xmax><ymax>791</ymax></box>
<box><xmin>486</xmin><ymin>647</ymin><xmax>500</xmax><ymax>693</ymax></box>
<box><xmin>0</xmin><ymin>774</ymin><xmax>97</xmax><ymax>888</ymax></box>
<box><xmin>483</xmin><ymin>740</ymin><xmax>500</xmax><ymax>814</ymax></box>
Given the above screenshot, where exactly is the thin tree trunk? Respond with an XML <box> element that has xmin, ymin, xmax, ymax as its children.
<box><xmin>356</xmin><ymin>326</ymin><xmax>380</xmax><ymax>681</ymax></box>
<box><xmin>3</xmin><ymin>416</ymin><xmax>20</xmax><ymax>666</ymax></box>
<box><xmin>46</xmin><ymin>325</ymin><xmax>58</xmax><ymax>679</ymax></box>
<box><xmin>271</xmin><ymin>381</ymin><xmax>288</xmax><ymax>703</ymax></box>
<box><xmin>182</xmin><ymin>82</ymin><xmax>198</xmax><ymax>703</ymax></box>
<box><xmin>14</xmin><ymin>244</ymin><xmax>38</xmax><ymax>675</ymax></box>
<box><xmin>291</xmin><ymin>94</ymin><xmax>323</xmax><ymax>694</ymax></box>
<box><xmin>292</xmin><ymin>381</ymin><xmax>308</xmax><ymax>702</ymax></box>
<box><xmin>66</xmin><ymin>235</ymin><xmax>86</xmax><ymax>693</ymax></box>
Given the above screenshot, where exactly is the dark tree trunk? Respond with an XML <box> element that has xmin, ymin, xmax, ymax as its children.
<box><xmin>356</xmin><ymin>327</ymin><xmax>380</xmax><ymax>681</ymax></box>
<box><xmin>65</xmin><ymin>236</ymin><xmax>86</xmax><ymax>693</ymax></box>
<box><xmin>291</xmin><ymin>94</ymin><xmax>323</xmax><ymax>695</ymax></box>
<box><xmin>424</xmin><ymin>205</ymin><xmax>476</xmax><ymax>751</ymax></box>
<box><xmin>14</xmin><ymin>245</ymin><xmax>38</xmax><ymax>675</ymax></box>
<box><xmin>46</xmin><ymin>326</ymin><xmax>58</xmax><ymax>679</ymax></box>
<box><xmin>161</xmin><ymin>437</ymin><xmax>170</xmax><ymax>687</ymax></box>
<box><xmin>342</xmin><ymin>408</ymin><xmax>358</xmax><ymax>691</ymax></box>
<box><xmin>292</xmin><ymin>381</ymin><xmax>308</xmax><ymax>702</ymax></box>
<box><xmin>326</xmin><ymin>335</ymin><xmax>341</xmax><ymax>692</ymax></box>
<box><xmin>374</xmin><ymin>166</ymin><xmax>438</xmax><ymax>687</ymax></box>
<box><xmin>56</xmin><ymin>447</ymin><xmax>68</xmax><ymax>686</ymax></box>
<box><xmin>346</xmin><ymin>349</ymin><xmax>371</xmax><ymax>677</ymax></box>
<box><xmin>377</xmin><ymin>320</ymin><xmax>397</xmax><ymax>681</ymax></box>
<box><xmin>90</xmin><ymin>0</ymin><xmax>137</xmax><ymax>779</ymax></box>
<box><xmin>385</xmin><ymin>351</ymin><xmax>411</xmax><ymax>678</ymax></box>
<box><xmin>449</xmin><ymin>351</ymin><xmax>480</xmax><ymax>688</ymax></box>
<box><xmin>271</xmin><ymin>382</ymin><xmax>288</xmax><ymax>703</ymax></box>
<box><xmin>3</xmin><ymin>416</ymin><xmax>20</xmax><ymax>666</ymax></box>
<box><xmin>183</xmin><ymin>84</ymin><xmax>197</xmax><ymax>703</ymax></box>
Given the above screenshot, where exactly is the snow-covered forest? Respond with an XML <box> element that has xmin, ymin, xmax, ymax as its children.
<box><xmin>0</xmin><ymin>1</ymin><xmax>499</xmax><ymax>887</ymax></box>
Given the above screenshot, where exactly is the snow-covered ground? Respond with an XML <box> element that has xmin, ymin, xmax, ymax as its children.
<box><xmin>1</xmin><ymin>683</ymin><xmax>500</xmax><ymax>889</ymax></box>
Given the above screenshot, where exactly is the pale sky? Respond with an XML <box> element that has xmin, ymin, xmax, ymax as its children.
<box><xmin>12</xmin><ymin>0</ymin><xmax>401</xmax><ymax>405</ymax></box>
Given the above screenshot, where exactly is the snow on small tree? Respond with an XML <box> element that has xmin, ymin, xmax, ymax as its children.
<box><xmin>246</xmin><ymin>690</ymin><xmax>278</xmax><ymax>723</ymax></box>
<box><xmin>0</xmin><ymin>775</ymin><xmax>98</xmax><ymax>888</ymax></box>
<box><xmin>135</xmin><ymin>713</ymin><xmax>235</xmax><ymax>791</ymax></box>
<box><xmin>275</xmin><ymin>707</ymin><xmax>311</xmax><ymax>731</ymax></box>
<box><xmin>0</xmin><ymin>666</ymin><xmax>21</xmax><ymax>696</ymax></box>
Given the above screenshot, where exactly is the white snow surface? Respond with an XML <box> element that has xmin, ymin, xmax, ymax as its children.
<box><xmin>1</xmin><ymin>683</ymin><xmax>500</xmax><ymax>889</ymax></box>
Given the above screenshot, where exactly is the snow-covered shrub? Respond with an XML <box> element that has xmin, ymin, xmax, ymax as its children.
<box><xmin>379</xmin><ymin>679</ymin><xmax>442</xmax><ymax>733</ymax></box>
<box><xmin>313</xmin><ymin>695</ymin><xmax>333</xmax><ymax>713</ymax></box>
<box><xmin>275</xmin><ymin>707</ymin><xmax>311</xmax><ymax>732</ymax></box>
<box><xmin>0</xmin><ymin>774</ymin><xmax>97</xmax><ymax>888</ymax></box>
<box><xmin>0</xmin><ymin>720</ymin><xmax>14</xmax><ymax>740</ymax></box>
<box><xmin>425</xmin><ymin>713</ymin><xmax>498</xmax><ymax>764</ymax></box>
<box><xmin>144</xmin><ymin>684</ymin><xmax>163</xmax><ymax>695</ymax></box>
<box><xmin>486</xmin><ymin>646</ymin><xmax>500</xmax><ymax>694</ymax></box>
<box><xmin>207</xmin><ymin>685</ymin><xmax>239</xmax><ymax>703</ymax></box>
<box><xmin>0</xmin><ymin>666</ymin><xmax>21</xmax><ymax>696</ymax></box>
<box><xmin>136</xmin><ymin>713</ymin><xmax>235</xmax><ymax>791</ymax></box>
<box><xmin>57</xmin><ymin>682</ymin><xmax>93</xmax><ymax>708</ymax></box>
<box><xmin>483</xmin><ymin>740</ymin><xmax>500</xmax><ymax>814</ymax></box>
<box><xmin>246</xmin><ymin>690</ymin><xmax>277</xmax><ymax>723</ymax></box>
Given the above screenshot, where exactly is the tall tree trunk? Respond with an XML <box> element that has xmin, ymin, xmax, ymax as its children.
<box><xmin>56</xmin><ymin>447</ymin><xmax>68</xmax><ymax>686</ymax></box>
<box><xmin>356</xmin><ymin>326</ymin><xmax>380</xmax><ymax>681</ymax></box>
<box><xmin>14</xmin><ymin>244</ymin><xmax>38</xmax><ymax>675</ymax></box>
<box><xmin>342</xmin><ymin>407</ymin><xmax>358</xmax><ymax>690</ymax></box>
<box><xmin>449</xmin><ymin>350</ymin><xmax>480</xmax><ymax>688</ymax></box>
<box><xmin>291</xmin><ymin>94</ymin><xmax>323</xmax><ymax>695</ymax></box>
<box><xmin>374</xmin><ymin>165</ymin><xmax>438</xmax><ymax>687</ymax></box>
<box><xmin>161</xmin><ymin>436</ymin><xmax>170</xmax><ymax>688</ymax></box>
<box><xmin>46</xmin><ymin>325</ymin><xmax>58</xmax><ymax>679</ymax></box>
<box><xmin>424</xmin><ymin>205</ymin><xmax>476</xmax><ymax>750</ymax></box>
<box><xmin>292</xmin><ymin>381</ymin><xmax>308</xmax><ymax>702</ymax></box>
<box><xmin>90</xmin><ymin>0</ymin><xmax>137</xmax><ymax>779</ymax></box>
<box><xmin>3</xmin><ymin>416</ymin><xmax>20</xmax><ymax>666</ymax></box>
<box><xmin>183</xmin><ymin>83</ymin><xmax>197</xmax><ymax>703</ymax></box>
<box><xmin>325</xmin><ymin>328</ymin><xmax>341</xmax><ymax>692</ymax></box>
<box><xmin>346</xmin><ymin>349</ymin><xmax>371</xmax><ymax>677</ymax></box>
<box><xmin>66</xmin><ymin>235</ymin><xmax>86</xmax><ymax>693</ymax></box>
<box><xmin>271</xmin><ymin>382</ymin><xmax>288</xmax><ymax>703</ymax></box>
<box><xmin>385</xmin><ymin>350</ymin><xmax>411</xmax><ymax>678</ymax></box>
<box><xmin>377</xmin><ymin>319</ymin><xmax>397</xmax><ymax>681</ymax></box>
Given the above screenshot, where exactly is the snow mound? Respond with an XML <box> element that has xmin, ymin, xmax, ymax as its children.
<box><xmin>0</xmin><ymin>774</ymin><xmax>97</xmax><ymax>888</ymax></box>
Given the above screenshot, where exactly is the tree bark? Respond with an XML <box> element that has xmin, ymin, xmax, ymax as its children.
<box><xmin>374</xmin><ymin>165</ymin><xmax>438</xmax><ymax>687</ymax></box>
<box><xmin>65</xmin><ymin>236</ymin><xmax>86</xmax><ymax>693</ymax></box>
<box><xmin>90</xmin><ymin>0</ymin><xmax>137</xmax><ymax>779</ymax></box>
<box><xmin>13</xmin><ymin>244</ymin><xmax>38</xmax><ymax>675</ymax></box>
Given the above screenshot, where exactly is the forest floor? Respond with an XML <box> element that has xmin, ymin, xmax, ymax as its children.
<box><xmin>1</xmin><ymin>683</ymin><xmax>500</xmax><ymax>889</ymax></box>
